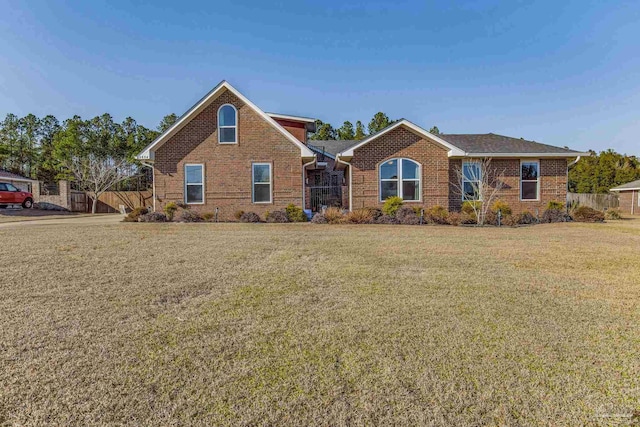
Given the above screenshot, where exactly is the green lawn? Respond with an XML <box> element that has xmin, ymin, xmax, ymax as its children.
<box><xmin>1</xmin><ymin>219</ymin><xmax>639</xmax><ymax>425</ymax></box>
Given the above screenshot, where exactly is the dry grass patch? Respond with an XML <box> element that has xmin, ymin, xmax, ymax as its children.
<box><xmin>1</xmin><ymin>220</ymin><xmax>639</xmax><ymax>425</ymax></box>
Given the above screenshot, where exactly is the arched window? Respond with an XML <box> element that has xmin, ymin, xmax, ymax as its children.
<box><xmin>218</xmin><ymin>104</ymin><xmax>237</xmax><ymax>144</ymax></box>
<box><xmin>379</xmin><ymin>158</ymin><xmax>421</xmax><ymax>201</ymax></box>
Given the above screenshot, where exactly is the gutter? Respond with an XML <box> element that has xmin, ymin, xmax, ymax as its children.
<box><xmin>302</xmin><ymin>157</ymin><xmax>316</xmax><ymax>211</ymax></box>
<box><xmin>141</xmin><ymin>161</ymin><xmax>156</xmax><ymax>212</ymax></box>
<box><xmin>336</xmin><ymin>155</ymin><xmax>352</xmax><ymax>211</ymax></box>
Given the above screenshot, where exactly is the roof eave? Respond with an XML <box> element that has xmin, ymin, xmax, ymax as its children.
<box><xmin>449</xmin><ymin>152</ymin><xmax>589</xmax><ymax>158</ymax></box>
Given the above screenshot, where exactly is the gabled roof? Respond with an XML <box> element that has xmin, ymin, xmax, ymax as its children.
<box><xmin>337</xmin><ymin>120</ymin><xmax>466</xmax><ymax>158</ymax></box>
<box><xmin>266</xmin><ymin>112</ymin><xmax>316</xmax><ymax>124</ymax></box>
<box><xmin>308</xmin><ymin>140</ymin><xmax>360</xmax><ymax>159</ymax></box>
<box><xmin>0</xmin><ymin>169</ymin><xmax>36</xmax><ymax>182</ymax></box>
<box><xmin>438</xmin><ymin>133</ymin><xmax>584</xmax><ymax>156</ymax></box>
<box><xmin>136</xmin><ymin>81</ymin><xmax>315</xmax><ymax>161</ymax></box>
<box><xmin>610</xmin><ymin>179</ymin><xmax>640</xmax><ymax>192</ymax></box>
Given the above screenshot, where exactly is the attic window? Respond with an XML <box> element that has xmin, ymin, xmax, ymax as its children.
<box><xmin>218</xmin><ymin>104</ymin><xmax>237</xmax><ymax>144</ymax></box>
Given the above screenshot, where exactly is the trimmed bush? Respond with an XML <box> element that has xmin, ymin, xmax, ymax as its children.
<box><xmin>310</xmin><ymin>213</ymin><xmax>328</xmax><ymax>224</ymax></box>
<box><xmin>605</xmin><ymin>208</ymin><xmax>621</xmax><ymax>220</ymax></box>
<box><xmin>376</xmin><ymin>214</ymin><xmax>400</xmax><ymax>225</ymax></box>
<box><xmin>366</xmin><ymin>208</ymin><xmax>383</xmax><ymax>220</ymax></box>
<box><xmin>541</xmin><ymin>208</ymin><xmax>570</xmax><ymax>223</ymax></box>
<box><xmin>178</xmin><ymin>210</ymin><xmax>203</xmax><ymax>222</ymax></box>
<box><xmin>517</xmin><ymin>211</ymin><xmax>537</xmax><ymax>225</ymax></box>
<box><xmin>461</xmin><ymin>212</ymin><xmax>477</xmax><ymax>225</ymax></box>
<box><xmin>123</xmin><ymin>207</ymin><xmax>148</xmax><ymax>222</ymax></box>
<box><xmin>382</xmin><ymin>196</ymin><xmax>403</xmax><ymax>216</ymax></box>
<box><xmin>324</xmin><ymin>207</ymin><xmax>344</xmax><ymax>224</ymax></box>
<box><xmin>234</xmin><ymin>210</ymin><xmax>245</xmax><ymax>221</ymax></box>
<box><xmin>447</xmin><ymin>212</ymin><xmax>461</xmax><ymax>226</ymax></box>
<box><xmin>163</xmin><ymin>202</ymin><xmax>178</xmax><ymax>221</ymax></box>
<box><xmin>572</xmin><ymin>206</ymin><xmax>604</xmax><ymax>223</ymax></box>
<box><xmin>491</xmin><ymin>200</ymin><xmax>512</xmax><ymax>216</ymax></box>
<box><xmin>461</xmin><ymin>200</ymin><xmax>481</xmax><ymax>215</ymax></box>
<box><xmin>425</xmin><ymin>205</ymin><xmax>448</xmax><ymax>224</ymax></box>
<box><xmin>285</xmin><ymin>204</ymin><xmax>307</xmax><ymax>222</ymax></box>
<box><xmin>547</xmin><ymin>200</ymin><xmax>565</xmax><ymax>210</ymax></box>
<box><xmin>346</xmin><ymin>208</ymin><xmax>374</xmax><ymax>224</ymax></box>
<box><xmin>240</xmin><ymin>212</ymin><xmax>261</xmax><ymax>223</ymax></box>
<box><xmin>266</xmin><ymin>210</ymin><xmax>289</xmax><ymax>223</ymax></box>
<box><xmin>202</xmin><ymin>212</ymin><xmax>215</xmax><ymax>222</ymax></box>
<box><xmin>395</xmin><ymin>206</ymin><xmax>420</xmax><ymax>225</ymax></box>
<box><xmin>139</xmin><ymin>212</ymin><xmax>167</xmax><ymax>222</ymax></box>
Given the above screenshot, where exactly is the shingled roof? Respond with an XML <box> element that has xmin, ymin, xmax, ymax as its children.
<box><xmin>610</xmin><ymin>179</ymin><xmax>640</xmax><ymax>192</ymax></box>
<box><xmin>0</xmin><ymin>169</ymin><xmax>36</xmax><ymax>182</ymax></box>
<box><xmin>437</xmin><ymin>133</ymin><xmax>582</xmax><ymax>155</ymax></box>
<box><xmin>308</xmin><ymin>140</ymin><xmax>358</xmax><ymax>158</ymax></box>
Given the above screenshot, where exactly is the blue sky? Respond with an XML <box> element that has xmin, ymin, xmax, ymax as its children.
<box><xmin>1</xmin><ymin>0</ymin><xmax>639</xmax><ymax>154</ymax></box>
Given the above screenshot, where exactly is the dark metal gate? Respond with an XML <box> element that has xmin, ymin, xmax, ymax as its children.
<box><xmin>309</xmin><ymin>185</ymin><xmax>342</xmax><ymax>212</ymax></box>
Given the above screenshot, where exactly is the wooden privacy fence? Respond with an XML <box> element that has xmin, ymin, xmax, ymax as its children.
<box><xmin>85</xmin><ymin>191</ymin><xmax>153</xmax><ymax>213</ymax></box>
<box><xmin>567</xmin><ymin>192</ymin><xmax>619</xmax><ymax>210</ymax></box>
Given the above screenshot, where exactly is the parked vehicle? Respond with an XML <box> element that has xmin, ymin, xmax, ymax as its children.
<box><xmin>0</xmin><ymin>182</ymin><xmax>33</xmax><ymax>208</ymax></box>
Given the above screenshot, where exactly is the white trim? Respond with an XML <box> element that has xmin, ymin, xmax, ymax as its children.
<box><xmin>252</xmin><ymin>162</ymin><xmax>272</xmax><ymax>204</ymax></box>
<box><xmin>266</xmin><ymin>112</ymin><xmax>316</xmax><ymax>123</ymax></box>
<box><xmin>610</xmin><ymin>186</ymin><xmax>640</xmax><ymax>192</ymax></box>
<box><xmin>338</xmin><ymin>120</ymin><xmax>466</xmax><ymax>158</ymax></box>
<box><xmin>456</xmin><ymin>152</ymin><xmax>590</xmax><ymax>158</ymax></box>
<box><xmin>461</xmin><ymin>160</ymin><xmax>482</xmax><ymax>201</ymax></box>
<box><xmin>0</xmin><ymin>176</ymin><xmax>37</xmax><ymax>183</ymax></box>
<box><xmin>379</xmin><ymin>158</ymin><xmax>422</xmax><ymax>203</ymax></box>
<box><xmin>217</xmin><ymin>104</ymin><xmax>238</xmax><ymax>144</ymax></box>
<box><xmin>520</xmin><ymin>160</ymin><xmax>540</xmax><ymax>201</ymax></box>
<box><xmin>135</xmin><ymin>80</ymin><xmax>315</xmax><ymax>161</ymax></box>
<box><xmin>184</xmin><ymin>163</ymin><xmax>205</xmax><ymax>205</ymax></box>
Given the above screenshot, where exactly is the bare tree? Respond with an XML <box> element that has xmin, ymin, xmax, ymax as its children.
<box><xmin>451</xmin><ymin>158</ymin><xmax>505</xmax><ymax>225</ymax></box>
<box><xmin>66</xmin><ymin>155</ymin><xmax>134</xmax><ymax>213</ymax></box>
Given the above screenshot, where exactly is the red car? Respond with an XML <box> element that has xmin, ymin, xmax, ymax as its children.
<box><xmin>0</xmin><ymin>182</ymin><xmax>34</xmax><ymax>208</ymax></box>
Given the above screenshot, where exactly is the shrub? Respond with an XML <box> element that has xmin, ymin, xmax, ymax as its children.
<box><xmin>176</xmin><ymin>202</ymin><xmax>189</xmax><ymax>209</ymax></box>
<box><xmin>285</xmin><ymin>204</ymin><xmax>307</xmax><ymax>222</ymax></box>
<box><xmin>425</xmin><ymin>205</ymin><xmax>449</xmax><ymax>224</ymax></box>
<box><xmin>139</xmin><ymin>212</ymin><xmax>167</xmax><ymax>222</ymax></box>
<box><xmin>447</xmin><ymin>212</ymin><xmax>461</xmax><ymax>226</ymax></box>
<box><xmin>345</xmin><ymin>208</ymin><xmax>374</xmax><ymax>224</ymax></box>
<box><xmin>240</xmin><ymin>212</ymin><xmax>261</xmax><ymax>223</ymax></box>
<box><xmin>178</xmin><ymin>210</ymin><xmax>203</xmax><ymax>222</ymax></box>
<box><xmin>491</xmin><ymin>200</ymin><xmax>512</xmax><ymax>216</ymax></box>
<box><xmin>541</xmin><ymin>208</ymin><xmax>570</xmax><ymax>223</ymax></box>
<box><xmin>324</xmin><ymin>207</ymin><xmax>345</xmax><ymax>224</ymax></box>
<box><xmin>547</xmin><ymin>200</ymin><xmax>565</xmax><ymax>210</ymax></box>
<box><xmin>516</xmin><ymin>211</ymin><xmax>537</xmax><ymax>225</ymax></box>
<box><xmin>163</xmin><ymin>202</ymin><xmax>179</xmax><ymax>221</ymax></box>
<box><xmin>484</xmin><ymin>210</ymin><xmax>498</xmax><ymax>226</ymax></box>
<box><xmin>366</xmin><ymin>208</ymin><xmax>383</xmax><ymax>220</ymax></box>
<box><xmin>123</xmin><ymin>207</ymin><xmax>148</xmax><ymax>222</ymax></box>
<box><xmin>310</xmin><ymin>213</ymin><xmax>328</xmax><ymax>224</ymax></box>
<box><xmin>234</xmin><ymin>210</ymin><xmax>245</xmax><ymax>221</ymax></box>
<box><xmin>395</xmin><ymin>206</ymin><xmax>420</xmax><ymax>225</ymax></box>
<box><xmin>461</xmin><ymin>200</ymin><xmax>482</xmax><ymax>215</ymax></box>
<box><xmin>502</xmin><ymin>215</ymin><xmax>517</xmax><ymax>227</ymax></box>
<box><xmin>376</xmin><ymin>214</ymin><xmax>400</xmax><ymax>225</ymax></box>
<box><xmin>461</xmin><ymin>212</ymin><xmax>477</xmax><ymax>225</ymax></box>
<box><xmin>202</xmin><ymin>212</ymin><xmax>215</xmax><ymax>222</ymax></box>
<box><xmin>412</xmin><ymin>206</ymin><xmax>423</xmax><ymax>216</ymax></box>
<box><xmin>605</xmin><ymin>208</ymin><xmax>621</xmax><ymax>220</ymax></box>
<box><xmin>382</xmin><ymin>196</ymin><xmax>403</xmax><ymax>216</ymax></box>
<box><xmin>266</xmin><ymin>210</ymin><xmax>289</xmax><ymax>223</ymax></box>
<box><xmin>572</xmin><ymin>206</ymin><xmax>605</xmax><ymax>223</ymax></box>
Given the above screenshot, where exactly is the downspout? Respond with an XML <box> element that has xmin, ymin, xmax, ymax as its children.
<box><xmin>336</xmin><ymin>155</ymin><xmax>352</xmax><ymax>211</ymax></box>
<box><xmin>141</xmin><ymin>161</ymin><xmax>156</xmax><ymax>212</ymax></box>
<box><xmin>302</xmin><ymin>157</ymin><xmax>316</xmax><ymax>211</ymax></box>
<box><xmin>633</xmin><ymin>190</ymin><xmax>635</xmax><ymax>215</ymax></box>
<box><xmin>566</xmin><ymin>156</ymin><xmax>581</xmax><ymax>207</ymax></box>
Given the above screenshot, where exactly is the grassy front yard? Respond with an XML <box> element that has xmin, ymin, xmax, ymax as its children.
<box><xmin>1</xmin><ymin>219</ymin><xmax>639</xmax><ymax>425</ymax></box>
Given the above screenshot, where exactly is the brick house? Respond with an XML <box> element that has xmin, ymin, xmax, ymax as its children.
<box><xmin>136</xmin><ymin>81</ymin><xmax>586</xmax><ymax>219</ymax></box>
<box><xmin>610</xmin><ymin>179</ymin><xmax>640</xmax><ymax>215</ymax></box>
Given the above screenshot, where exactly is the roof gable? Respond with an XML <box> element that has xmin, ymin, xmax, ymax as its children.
<box><xmin>136</xmin><ymin>81</ymin><xmax>315</xmax><ymax>161</ymax></box>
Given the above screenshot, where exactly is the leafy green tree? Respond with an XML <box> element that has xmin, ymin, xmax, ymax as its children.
<box><xmin>354</xmin><ymin>121</ymin><xmax>366</xmax><ymax>140</ymax></box>
<box><xmin>0</xmin><ymin>114</ymin><xmax>21</xmax><ymax>173</ymax></box>
<box><xmin>337</xmin><ymin>121</ymin><xmax>355</xmax><ymax>140</ymax></box>
<box><xmin>37</xmin><ymin>115</ymin><xmax>60</xmax><ymax>183</ymax></box>
<box><xmin>368</xmin><ymin>112</ymin><xmax>392</xmax><ymax>134</ymax></box>
<box><xmin>569</xmin><ymin>149</ymin><xmax>640</xmax><ymax>193</ymax></box>
<box><xmin>310</xmin><ymin>120</ymin><xmax>336</xmax><ymax>140</ymax></box>
<box><xmin>158</xmin><ymin>113</ymin><xmax>178</xmax><ymax>132</ymax></box>
<box><xmin>429</xmin><ymin>126</ymin><xmax>440</xmax><ymax>135</ymax></box>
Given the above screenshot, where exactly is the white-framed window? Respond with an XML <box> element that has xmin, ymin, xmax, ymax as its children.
<box><xmin>184</xmin><ymin>164</ymin><xmax>204</xmax><ymax>204</ymax></box>
<box><xmin>252</xmin><ymin>163</ymin><xmax>272</xmax><ymax>203</ymax></box>
<box><xmin>218</xmin><ymin>104</ymin><xmax>237</xmax><ymax>144</ymax></box>
<box><xmin>379</xmin><ymin>158</ymin><xmax>421</xmax><ymax>201</ymax></box>
<box><xmin>462</xmin><ymin>161</ymin><xmax>482</xmax><ymax>201</ymax></box>
<box><xmin>520</xmin><ymin>160</ymin><xmax>540</xmax><ymax>201</ymax></box>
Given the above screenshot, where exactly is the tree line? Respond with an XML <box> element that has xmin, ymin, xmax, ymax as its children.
<box><xmin>568</xmin><ymin>149</ymin><xmax>640</xmax><ymax>193</ymax></box>
<box><xmin>0</xmin><ymin>112</ymin><xmax>179</xmax><ymax>183</ymax></box>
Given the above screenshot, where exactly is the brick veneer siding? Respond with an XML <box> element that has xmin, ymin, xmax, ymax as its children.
<box><xmin>350</xmin><ymin>127</ymin><xmax>452</xmax><ymax>210</ymax></box>
<box><xmin>618</xmin><ymin>190</ymin><xmax>638</xmax><ymax>215</ymax></box>
<box><xmin>348</xmin><ymin>126</ymin><xmax>569</xmax><ymax>214</ymax></box>
<box><xmin>153</xmin><ymin>89</ymin><xmax>304</xmax><ymax>221</ymax></box>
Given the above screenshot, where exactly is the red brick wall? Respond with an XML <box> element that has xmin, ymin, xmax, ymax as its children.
<box><xmin>153</xmin><ymin>89</ymin><xmax>304</xmax><ymax>221</ymax></box>
<box><xmin>350</xmin><ymin>127</ymin><xmax>451</xmax><ymax>210</ymax></box>
<box><xmin>618</xmin><ymin>190</ymin><xmax>638</xmax><ymax>215</ymax></box>
<box><xmin>273</xmin><ymin>118</ymin><xmax>307</xmax><ymax>143</ymax></box>
<box><xmin>348</xmin><ymin>126</ymin><xmax>569</xmax><ymax>214</ymax></box>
